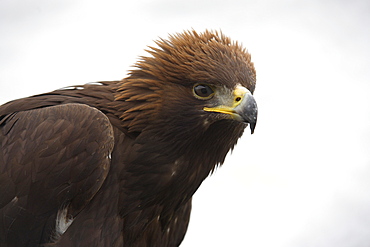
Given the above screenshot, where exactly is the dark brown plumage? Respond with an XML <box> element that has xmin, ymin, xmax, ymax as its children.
<box><xmin>0</xmin><ymin>30</ymin><xmax>257</xmax><ymax>246</ymax></box>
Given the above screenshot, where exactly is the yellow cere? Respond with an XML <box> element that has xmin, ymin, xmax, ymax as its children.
<box><xmin>203</xmin><ymin>85</ymin><xmax>248</xmax><ymax>115</ymax></box>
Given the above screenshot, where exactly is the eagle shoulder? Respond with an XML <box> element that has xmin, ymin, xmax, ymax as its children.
<box><xmin>0</xmin><ymin>103</ymin><xmax>114</xmax><ymax>245</ymax></box>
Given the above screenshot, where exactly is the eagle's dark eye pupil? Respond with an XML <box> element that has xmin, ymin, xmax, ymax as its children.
<box><xmin>194</xmin><ymin>84</ymin><xmax>214</xmax><ymax>98</ymax></box>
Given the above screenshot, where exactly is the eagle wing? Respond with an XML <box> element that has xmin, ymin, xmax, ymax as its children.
<box><xmin>0</xmin><ymin>103</ymin><xmax>114</xmax><ymax>246</ymax></box>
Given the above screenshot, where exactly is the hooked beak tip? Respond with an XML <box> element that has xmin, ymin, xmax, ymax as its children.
<box><xmin>249</xmin><ymin>122</ymin><xmax>256</xmax><ymax>134</ymax></box>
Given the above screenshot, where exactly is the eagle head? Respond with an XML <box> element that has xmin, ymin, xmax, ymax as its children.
<box><xmin>116</xmin><ymin>30</ymin><xmax>257</xmax><ymax>167</ymax></box>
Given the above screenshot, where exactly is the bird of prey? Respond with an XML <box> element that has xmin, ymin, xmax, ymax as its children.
<box><xmin>0</xmin><ymin>30</ymin><xmax>257</xmax><ymax>246</ymax></box>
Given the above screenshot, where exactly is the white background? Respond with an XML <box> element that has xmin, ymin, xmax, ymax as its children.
<box><xmin>1</xmin><ymin>0</ymin><xmax>369</xmax><ymax>246</ymax></box>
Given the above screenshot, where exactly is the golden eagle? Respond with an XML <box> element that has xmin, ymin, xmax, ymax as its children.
<box><xmin>0</xmin><ymin>30</ymin><xmax>257</xmax><ymax>246</ymax></box>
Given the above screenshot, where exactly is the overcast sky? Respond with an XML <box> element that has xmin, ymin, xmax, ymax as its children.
<box><xmin>1</xmin><ymin>0</ymin><xmax>369</xmax><ymax>246</ymax></box>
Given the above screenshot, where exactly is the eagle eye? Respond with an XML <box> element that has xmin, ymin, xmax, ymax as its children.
<box><xmin>193</xmin><ymin>84</ymin><xmax>214</xmax><ymax>99</ymax></box>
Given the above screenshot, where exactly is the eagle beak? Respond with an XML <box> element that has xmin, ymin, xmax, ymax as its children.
<box><xmin>234</xmin><ymin>91</ymin><xmax>258</xmax><ymax>134</ymax></box>
<box><xmin>203</xmin><ymin>85</ymin><xmax>258</xmax><ymax>134</ymax></box>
